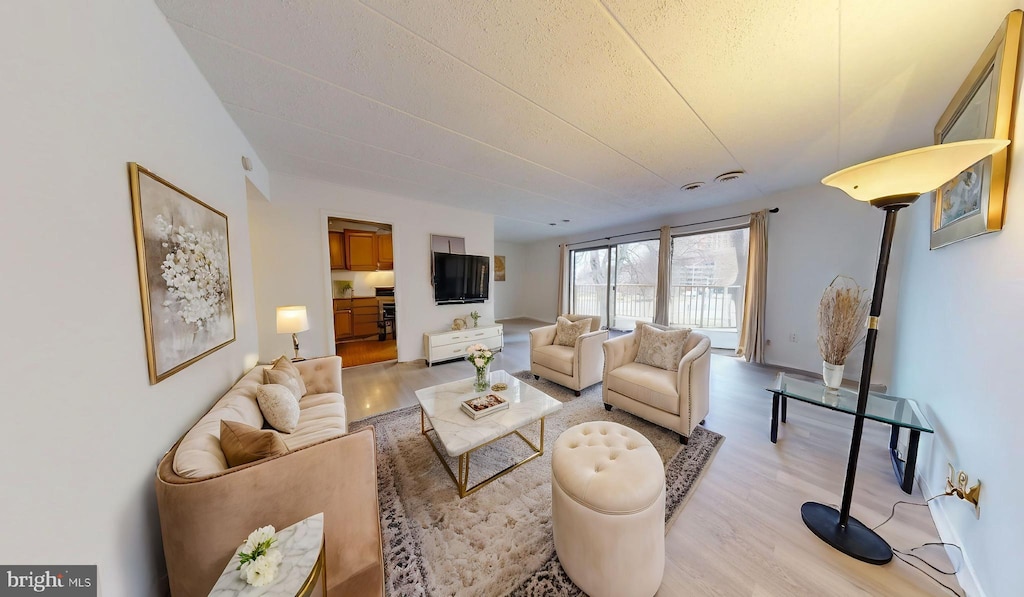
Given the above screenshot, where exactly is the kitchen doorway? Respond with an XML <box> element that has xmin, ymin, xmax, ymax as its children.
<box><xmin>327</xmin><ymin>217</ymin><xmax>397</xmax><ymax>367</ymax></box>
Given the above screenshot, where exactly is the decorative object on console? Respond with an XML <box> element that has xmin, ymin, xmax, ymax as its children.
<box><xmin>931</xmin><ymin>10</ymin><xmax>1021</xmax><ymax>249</ymax></box>
<box><xmin>451</xmin><ymin>317</ymin><xmax>466</xmax><ymax>331</ymax></box>
<box><xmin>816</xmin><ymin>276</ymin><xmax>869</xmax><ymax>389</ymax></box>
<box><xmin>128</xmin><ymin>162</ymin><xmax>235</xmax><ymax>384</ymax></box>
<box><xmin>276</xmin><ymin>306</ymin><xmax>310</xmax><ymax>360</ymax></box>
<box><xmin>808</xmin><ymin>138</ymin><xmax>1010</xmax><ymax>566</ymax></box>
<box><xmin>466</xmin><ymin>343</ymin><xmax>496</xmax><ymax>391</ymax></box>
<box><xmin>469</xmin><ymin>310</ymin><xmax>480</xmax><ymax>327</ymax></box>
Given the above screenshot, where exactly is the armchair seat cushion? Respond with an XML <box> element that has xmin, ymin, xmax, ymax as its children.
<box><xmin>606</xmin><ymin>362</ymin><xmax>680</xmax><ymax>415</ymax></box>
<box><xmin>532</xmin><ymin>344</ymin><xmax>576</xmax><ymax>377</ymax></box>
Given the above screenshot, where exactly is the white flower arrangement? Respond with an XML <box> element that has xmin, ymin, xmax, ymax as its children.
<box><xmin>236</xmin><ymin>525</ymin><xmax>283</xmax><ymax>587</ymax></box>
<box><xmin>465</xmin><ymin>343</ymin><xmax>494</xmax><ymax>371</ymax></box>
<box><xmin>153</xmin><ymin>213</ymin><xmax>230</xmax><ymax>332</ymax></box>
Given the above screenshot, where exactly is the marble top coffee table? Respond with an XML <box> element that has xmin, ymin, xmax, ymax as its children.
<box><xmin>415</xmin><ymin>369</ymin><xmax>562</xmax><ymax>498</ymax></box>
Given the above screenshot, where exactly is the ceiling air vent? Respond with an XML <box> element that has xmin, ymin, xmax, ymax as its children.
<box><xmin>714</xmin><ymin>170</ymin><xmax>745</xmax><ymax>183</ymax></box>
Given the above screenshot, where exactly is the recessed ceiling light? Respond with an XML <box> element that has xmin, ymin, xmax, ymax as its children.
<box><xmin>562</xmin><ymin>219</ymin><xmax>570</xmax><ymax>223</ymax></box>
<box><xmin>549</xmin><ymin>222</ymin><xmax>557</xmax><ymax>226</ymax></box>
<box><xmin>680</xmin><ymin>181</ymin><xmax>705</xmax><ymax>191</ymax></box>
<box><xmin>714</xmin><ymin>170</ymin><xmax>745</xmax><ymax>183</ymax></box>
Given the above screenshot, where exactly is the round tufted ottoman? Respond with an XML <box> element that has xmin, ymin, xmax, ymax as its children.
<box><xmin>551</xmin><ymin>421</ymin><xmax>665</xmax><ymax>597</ymax></box>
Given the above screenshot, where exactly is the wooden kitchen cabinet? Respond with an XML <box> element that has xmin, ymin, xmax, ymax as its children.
<box><xmin>333</xmin><ymin>297</ymin><xmax>379</xmax><ymax>340</ymax></box>
<box><xmin>329</xmin><ymin>231</ymin><xmax>346</xmax><ymax>270</ymax></box>
<box><xmin>376</xmin><ymin>234</ymin><xmax>393</xmax><ymax>270</ymax></box>
<box><xmin>333</xmin><ymin>309</ymin><xmax>353</xmax><ymax>340</ymax></box>
<box><xmin>344</xmin><ymin>230</ymin><xmax>377</xmax><ymax>271</ymax></box>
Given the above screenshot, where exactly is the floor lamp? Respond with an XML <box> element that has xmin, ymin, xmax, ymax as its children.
<box><xmin>805</xmin><ymin>138</ymin><xmax>1009</xmax><ymax>564</ymax></box>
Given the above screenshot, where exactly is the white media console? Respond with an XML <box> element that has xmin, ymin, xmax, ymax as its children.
<box><xmin>424</xmin><ymin>323</ymin><xmax>503</xmax><ymax>366</ymax></box>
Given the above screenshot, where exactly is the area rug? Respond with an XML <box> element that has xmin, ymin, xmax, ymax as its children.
<box><xmin>350</xmin><ymin>371</ymin><xmax>724</xmax><ymax>597</ymax></box>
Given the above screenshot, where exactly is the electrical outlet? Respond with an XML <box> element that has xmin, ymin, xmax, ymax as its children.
<box><xmin>945</xmin><ymin>462</ymin><xmax>982</xmax><ymax>517</ymax></box>
<box><xmin>789</xmin><ymin>333</ymin><xmax>798</xmax><ymax>343</ymax></box>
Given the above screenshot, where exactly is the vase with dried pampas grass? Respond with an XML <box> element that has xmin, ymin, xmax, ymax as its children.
<box><xmin>817</xmin><ymin>276</ymin><xmax>869</xmax><ymax>389</ymax></box>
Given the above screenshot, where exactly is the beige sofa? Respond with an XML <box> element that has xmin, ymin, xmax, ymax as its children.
<box><xmin>602</xmin><ymin>329</ymin><xmax>711</xmax><ymax>444</ymax></box>
<box><xmin>155</xmin><ymin>356</ymin><xmax>384</xmax><ymax>597</ymax></box>
<box><xmin>530</xmin><ymin>314</ymin><xmax>608</xmax><ymax>396</ymax></box>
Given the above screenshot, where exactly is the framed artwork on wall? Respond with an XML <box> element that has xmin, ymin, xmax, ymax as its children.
<box><xmin>931</xmin><ymin>10</ymin><xmax>1022</xmax><ymax>249</ymax></box>
<box><xmin>494</xmin><ymin>255</ymin><xmax>506</xmax><ymax>281</ymax></box>
<box><xmin>129</xmin><ymin>163</ymin><xmax>235</xmax><ymax>384</ymax></box>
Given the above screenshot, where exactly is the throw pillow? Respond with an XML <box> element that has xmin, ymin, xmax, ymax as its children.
<box><xmin>220</xmin><ymin>420</ymin><xmax>289</xmax><ymax>468</ymax></box>
<box><xmin>263</xmin><ymin>356</ymin><xmax>307</xmax><ymax>399</ymax></box>
<box><xmin>256</xmin><ymin>384</ymin><xmax>301</xmax><ymax>433</ymax></box>
<box><xmin>560</xmin><ymin>313</ymin><xmax>599</xmax><ymax>332</ymax></box>
<box><xmin>634</xmin><ymin>323</ymin><xmax>692</xmax><ymax>371</ymax></box>
<box><xmin>554</xmin><ymin>316</ymin><xmax>592</xmax><ymax>347</ymax></box>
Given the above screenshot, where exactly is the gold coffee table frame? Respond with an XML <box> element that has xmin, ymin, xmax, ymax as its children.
<box><xmin>421</xmin><ymin>408</ymin><xmax>546</xmax><ymax>498</ymax></box>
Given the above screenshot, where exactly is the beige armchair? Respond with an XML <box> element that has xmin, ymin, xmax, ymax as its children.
<box><xmin>602</xmin><ymin>327</ymin><xmax>711</xmax><ymax>444</ymax></box>
<box><xmin>530</xmin><ymin>314</ymin><xmax>608</xmax><ymax>396</ymax></box>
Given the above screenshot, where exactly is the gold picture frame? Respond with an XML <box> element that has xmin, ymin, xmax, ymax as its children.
<box><xmin>932</xmin><ymin>10</ymin><xmax>1022</xmax><ymax>249</ymax></box>
<box><xmin>129</xmin><ymin>163</ymin><xmax>236</xmax><ymax>384</ymax></box>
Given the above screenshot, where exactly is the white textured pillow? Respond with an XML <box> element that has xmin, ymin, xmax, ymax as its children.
<box><xmin>256</xmin><ymin>384</ymin><xmax>300</xmax><ymax>434</ymax></box>
<box><xmin>634</xmin><ymin>323</ymin><xmax>691</xmax><ymax>371</ymax></box>
<box><xmin>554</xmin><ymin>316</ymin><xmax>592</xmax><ymax>347</ymax></box>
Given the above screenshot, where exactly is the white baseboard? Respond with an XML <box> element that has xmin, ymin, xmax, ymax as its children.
<box><xmin>919</xmin><ymin>475</ymin><xmax>984</xmax><ymax>597</ymax></box>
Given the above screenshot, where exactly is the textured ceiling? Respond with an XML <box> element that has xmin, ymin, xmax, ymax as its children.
<box><xmin>156</xmin><ymin>0</ymin><xmax>1020</xmax><ymax>242</ymax></box>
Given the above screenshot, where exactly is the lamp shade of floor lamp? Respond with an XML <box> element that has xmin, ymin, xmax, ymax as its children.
<box><xmin>806</xmin><ymin>138</ymin><xmax>1009</xmax><ymax>565</ymax></box>
<box><xmin>276</xmin><ymin>305</ymin><xmax>310</xmax><ymax>360</ymax></box>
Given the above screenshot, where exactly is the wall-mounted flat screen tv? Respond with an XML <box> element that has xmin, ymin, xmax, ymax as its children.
<box><xmin>433</xmin><ymin>253</ymin><xmax>489</xmax><ymax>304</ymax></box>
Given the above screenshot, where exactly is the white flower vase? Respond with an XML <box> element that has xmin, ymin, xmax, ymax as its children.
<box><xmin>474</xmin><ymin>363</ymin><xmax>491</xmax><ymax>392</ymax></box>
<box><xmin>822</xmin><ymin>361</ymin><xmax>845</xmax><ymax>390</ymax></box>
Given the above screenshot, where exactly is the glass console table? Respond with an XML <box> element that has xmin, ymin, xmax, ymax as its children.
<box><xmin>766</xmin><ymin>373</ymin><xmax>933</xmax><ymax>494</ymax></box>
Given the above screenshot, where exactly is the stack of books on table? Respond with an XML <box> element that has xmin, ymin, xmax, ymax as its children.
<box><xmin>461</xmin><ymin>394</ymin><xmax>509</xmax><ymax>419</ymax></box>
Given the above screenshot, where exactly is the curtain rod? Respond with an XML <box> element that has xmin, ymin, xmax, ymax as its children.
<box><xmin>565</xmin><ymin>207</ymin><xmax>779</xmax><ymax>247</ymax></box>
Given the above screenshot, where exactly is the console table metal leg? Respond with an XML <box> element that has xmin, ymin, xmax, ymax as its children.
<box><xmin>902</xmin><ymin>430</ymin><xmax>921</xmax><ymax>494</ymax></box>
<box><xmin>771</xmin><ymin>392</ymin><xmax>780</xmax><ymax>443</ymax></box>
<box><xmin>781</xmin><ymin>394</ymin><xmax>787</xmax><ymax>423</ymax></box>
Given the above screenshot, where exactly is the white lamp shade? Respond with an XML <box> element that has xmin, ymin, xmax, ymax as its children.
<box><xmin>822</xmin><ymin>139</ymin><xmax>1010</xmax><ymax>201</ymax></box>
<box><xmin>276</xmin><ymin>306</ymin><xmax>309</xmax><ymax>334</ymax></box>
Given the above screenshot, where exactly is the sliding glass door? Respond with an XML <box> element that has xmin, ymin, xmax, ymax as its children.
<box><xmin>570</xmin><ymin>239</ymin><xmax>661</xmax><ymax>331</ymax></box>
<box><xmin>668</xmin><ymin>228</ymin><xmax>749</xmax><ymax>349</ymax></box>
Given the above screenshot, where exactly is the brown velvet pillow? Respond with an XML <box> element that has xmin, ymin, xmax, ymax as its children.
<box><xmin>220</xmin><ymin>420</ymin><xmax>288</xmax><ymax>468</ymax></box>
<box><xmin>263</xmin><ymin>356</ymin><xmax>307</xmax><ymax>398</ymax></box>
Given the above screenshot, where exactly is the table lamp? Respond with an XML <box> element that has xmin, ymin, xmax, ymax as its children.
<box><xmin>805</xmin><ymin>138</ymin><xmax>1009</xmax><ymax>565</ymax></box>
<box><xmin>276</xmin><ymin>305</ymin><xmax>310</xmax><ymax>361</ymax></box>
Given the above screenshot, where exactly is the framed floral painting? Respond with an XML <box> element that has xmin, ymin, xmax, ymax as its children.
<box><xmin>932</xmin><ymin>10</ymin><xmax>1021</xmax><ymax>249</ymax></box>
<box><xmin>129</xmin><ymin>163</ymin><xmax>235</xmax><ymax>383</ymax></box>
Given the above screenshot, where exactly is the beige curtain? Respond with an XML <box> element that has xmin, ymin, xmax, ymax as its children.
<box><xmin>737</xmin><ymin>210</ymin><xmax>768</xmax><ymax>363</ymax></box>
<box><xmin>556</xmin><ymin>243</ymin><xmax>569</xmax><ymax>317</ymax></box>
<box><xmin>654</xmin><ymin>226</ymin><xmax>671</xmax><ymax>325</ymax></box>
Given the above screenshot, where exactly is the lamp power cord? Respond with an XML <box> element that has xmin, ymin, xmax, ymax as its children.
<box><xmin>874</xmin><ymin>495</ymin><xmax>964</xmax><ymax>597</ymax></box>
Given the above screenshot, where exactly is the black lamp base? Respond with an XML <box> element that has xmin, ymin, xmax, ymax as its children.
<box><xmin>801</xmin><ymin>502</ymin><xmax>892</xmax><ymax>565</ymax></box>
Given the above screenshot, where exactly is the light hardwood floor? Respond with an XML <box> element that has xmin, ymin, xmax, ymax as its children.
<box><xmin>342</xmin><ymin>318</ymin><xmax>960</xmax><ymax>596</ymax></box>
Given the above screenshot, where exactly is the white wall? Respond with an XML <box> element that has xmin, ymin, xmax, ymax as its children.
<box><xmin>0</xmin><ymin>1</ymin><xmax>267</xmax><ymax>595</ymax></box>
<box><xmin>520</xmin><ymin>240</ymin><xmax>562</xmax><ymax>323</ymax></box>
<box><xmin>531</xmin><ymin>186</ymin><xmax>898</xmax><ymax>383</ymax></box>
<box><xmin>249</xmin><ymin>174</ymin><xmax>494</xmax><ymax>363</ymax></box>
<box><xmin>493</xmin><ymin>241</ymin><xmax>528</xmax><ymax>319</ymax></box>
<box><xmin>888</xmin><ymin>55</ymin><xmax>1024</xmax><ymax>597</ymax></box>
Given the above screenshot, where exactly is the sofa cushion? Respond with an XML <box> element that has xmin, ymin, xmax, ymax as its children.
<box><xmin>635</xmin><ymin>324</ymin><xmax>691</xmax><ymax>372</ymax></box>
<box><xmin>256</xmin><ymin>384</ymin><xmax>300</xmax><ymax>433</ymax></box>
<box><xmin>607</xmin><ymin>362</ymin><xmax>680</xmax><ymax>415</ymax></box>
<box><xmin>533</xmin><ymin>344</ymin><xmax>575</xmax><ymax>376</ymax></box>
<box><xmin>554</xmin><ymin>316</ymin><xmax>591</xmax><ymax>347</ymax></box>
<box><xmin>264</xmin><ymin>356</ymin><xmax>307</xmax><ymax>398</ymax></box>
<box><xmin>561</xmin><ymin>313</ymin><xmax>601</xmax><ymax>333</ymax></box>
<box><xmin>220</xmin><ymin>420</ymin><xmax>289</xmax><ymax>468</ymax></box>
<box><xmin>281</xmin><ymin>392</ymin><xmax>348</xmax><ymax>451</ymax></box>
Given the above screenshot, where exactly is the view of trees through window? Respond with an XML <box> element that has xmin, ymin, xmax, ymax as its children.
<box><xmin>570</xmin><ymin>227</ymin><xmax>749</xmax><ymax>348</ymax></box>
